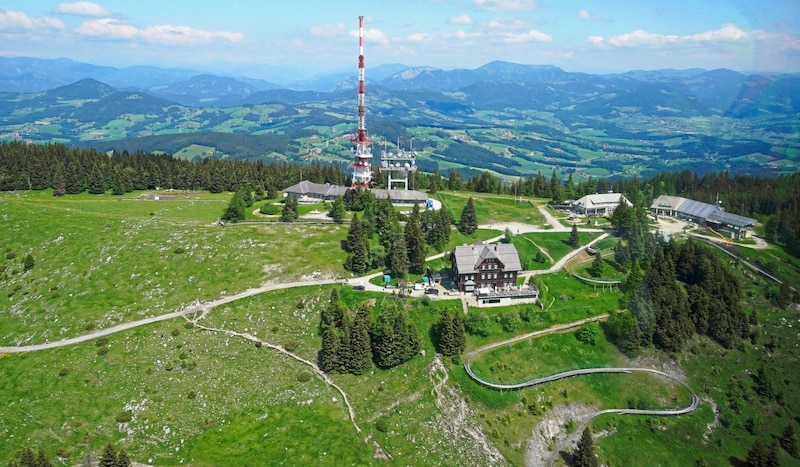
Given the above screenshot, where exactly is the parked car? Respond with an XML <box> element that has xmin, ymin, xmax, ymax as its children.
<box><xmin>352</xmin><ymin>285</ymin><xmax>365</xmax><ymax>291</ymax></box>
<box><xmin>425</xmin><ymin>288</ymin><xmax>439</xmax><ymax>295</ymax></box>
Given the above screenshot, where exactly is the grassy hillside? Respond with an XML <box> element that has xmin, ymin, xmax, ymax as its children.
<box><xmin>1</xmin><ymin>189</ymin><xmax>798</xmax><ymax>466</ymax></box>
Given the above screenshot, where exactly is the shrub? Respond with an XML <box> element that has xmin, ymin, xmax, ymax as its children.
<box><xmin>259</xmin><ymin>204</ymin><xmax>279</xmax><ymax>215</ymax></box>
<box><xmin>173</xmin><ymin>246</ymin><xmax>185</xmax><ymax>254</ymax></box>
<box><xmin>375</xmin><ymin>418</ymin><xmax>389</xmax><ymax>433</ymax></box>
<box><xmin>95</xmin><ymin>337</ymin><xmax>109</xmax><ymax>347</ymax></box>
<box><xmin>58</xmin><ymin>367</ymin><xmax>69</xmax><ymax>376</ymax></box>
<box><xmin>6</xmin><ymin>252</ymin><xmax>16</xmax><ymax>260</ymax></box>
<box><xmin>284</xmin><ymin>340</ymin><xmax>299</xmax><ymax>352</ymax></box>
<box><xmin>271</xmin><ymin>326</ymin><xmax>279</xmax><ymax>333</ymax></box>
<box><xmin>575</xmin><ymin>322</ymin><xmax>600</xmax><ymax>345</ymax></box>
<box><xmin>171</xmin><ymin>328</ymin><xmax>180</xmax><ymax>337</ymax></box>
<box><xmin>85</xmin><ymin>322</ymin><xmax>96</xmax><ymax>331</ymax></box>
<box><xmin>96</xmin><ymin>346</ymin><xmax>109</xmax><ymax>356</ymax></box>
<box><xmin>187</xmin><ymin>390</ymin><xmax>197</xmax><ymax>399</ymax></box>
<box><xmin>165</xmin><ymin>361</ymin><xmax>174</xmax><ymax>371</ymax></box>
<box><xmin>255</xmin><ymin>341</ymin><xmax>263</xmax><ymax>348</ymax></box>
<box><xmin>296</xmin><ymin>372</ymin><xmax>312</xmax><ymax>383</ymax></box>
<box><xmin>499</xmin><ymin>312</ymin><xmax>521</xmax><ymax>333</ymax></box>
<box><xmin>184</xmin><ymin>321</ymin><xmax>194</xmax><ymax>329</ymax></box>
<box><xmin>51</xmin><ymin>291</ymin><xmax>61</xmax><ymax>299</ymax></box>
<box><xmin>115</xmin><ymin>411</ymin><xmax>133</xmax><ymax>423</ymax></box>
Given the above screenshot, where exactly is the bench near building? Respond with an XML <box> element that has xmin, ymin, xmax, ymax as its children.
<box><xmin>451</xmin><ymin>242</ymin><xmax>539</xmax><ymax>307</ymax></box>
<box><xmin>650</xmin><ymin>195</ymin><xmax>756</xmax><ymax>240</ymax></box>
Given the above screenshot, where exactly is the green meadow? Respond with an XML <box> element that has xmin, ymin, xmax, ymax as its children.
<box><xmin>0</xmin><ymin>189</ymin><xmax>797</xmax><ymax>466</ymax></box>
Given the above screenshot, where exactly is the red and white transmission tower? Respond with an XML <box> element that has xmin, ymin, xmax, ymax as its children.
<box><xmin>351</xmin><ymin>15</ymin><xmax>372</xmax><ymax>188</ymax></box>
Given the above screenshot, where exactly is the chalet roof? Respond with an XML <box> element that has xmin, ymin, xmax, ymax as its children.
<box><xmin>650</xmin><ymin>195</ymin><xmax>687</xmax><ymax>211</ymax></box>
<box><xmin>706</xmin><ymin>210</ymin><xmax>756</xmax><ymax>228</ymax></box>
<box><xmin>453</xmin><ymin>242</ymin><xmax>522</xmax><ymax>274</ymax></box>
<box><xmin>573</xmin><ymin>193</ymin><xmax>631</xmax><ymax>208</ymax></box>
<box><xmin>283</xmin><ymin>180</ymin><xmax>347</xmax><ymax>198</ymax></box>
<box><xmin>283</xmin><ymin>181</ymin><xmax>429</xmax><ymax>203</ymax></box>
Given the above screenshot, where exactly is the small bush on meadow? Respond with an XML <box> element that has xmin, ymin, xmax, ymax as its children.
<box><xmin>296</xmin><ymin>372</ymin><xmax>312</xmax><ymax>383</ymax></box>
<box><xmin>58</xmin><ymin>367</ymin><xmax>69</xmax><ymax>376</ymax></box>
<box><xmin>95</xmin><ymin>337</ymin><xmax>109</xmax><ymax>347</ymax></box>
<box><xmin>173</xmin><ymin>246</ymin><xmax>185</xmax><ymax>254</ymax></box>
<box><xmin>375</xmin><ymin>418</ymin><xmax>389</xmax><ymax>433</ymax></box>
<box><xmin>284</xmin><ymin>340</ymin><xmax>299</xmax><ymax>352</ymax></box>
<box><xmin>96</xmin><ymin>346</ymin><xmax>109</xmax><ymax>356</ymax></box>
<box><xmin>115</xmin><ymin>411</ymin><xmax>133</xmax><ymax>423</ymax></box>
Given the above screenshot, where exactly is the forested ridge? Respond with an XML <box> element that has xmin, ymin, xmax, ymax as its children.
<box><xmin>1</xmin><ymin>141</ymin><xmax>798</xmax><ymax>255</ymax></box>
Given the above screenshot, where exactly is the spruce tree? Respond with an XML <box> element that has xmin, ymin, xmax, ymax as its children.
<box><xmin>386</xmin><ymin>229</ymin><xmax>409</xmax><ymax>276</ymax></box>
<box><xmin>573</xmin><ymin>427</ymin><xmax>598</xmax><ymax>467</ymax></box>
<box><xmin>781</xmin><ymin>422</ymin><xmax>798</xmax><ymax>458</ymax></box>
<box><xmin>405</xmin><ymin>203</ymin><xmax>426</xmax><ymax>274</ymax></box>
<box><xmin>344</xmin><ymin>213</ymin><xmax>368</xmax><ymax>274</ymax></box>
<box><xmin>569</xmin><ymin>223</ymin><xmax>580</xmax><ymax>248</ymax></box>
<box><xmin>745</xmin><ymin>438</ymin><xmax>769</xmax><ymax>467</ymax></box>
<box><xmin>321</xmin><ymin>288</ymin><xmax>345</xmax><ymax>330</ymax></box>
<box><xmin>221</xmin><ymin>189</ymin><xmax>246</xmax><ymax>222</ymax></box>
<box><xmin>590</xmin><ymin>251</ymin><xmax>604</xmax><ymax>277</ymax></box>
<box><xmin>436</xmin><ymin>308</ymin><xmax>456</xmax><ymax>356</ymax></box>
<box><xmin>52</xmin><ymin>163</ymin><xmax>66</xmax><ymax>197</ymax></box>
<box><xmin>100</xmin><ymin>444</ymin><xmax>118</xmax><ymax>467</ymax></box>
<box><xmin>318</xmin><ymin>325</ymin><xmax>342</xmax><ymax>373</ymax></box>
<box><xmin>115</xmin><ymin>449</ymin><xmax>132</xmax><ymax>467</ymax></box>
<box><xmin>348</xmin><ymin>305</ymin><xmax>372</xmax><ymax>375</ymax></box>
<box><xmin>372</xmin><ymin>308</ymin><xmax>401</xmax><ymax>369</ymax></box>
<box><xmin>460</xmin><ymin>196</ymin><xmax>478</xmax><ymax>235</ymax></box>
<box><xmin>452</xmin><ymin>309</ymin><xmax>466</xmax><ymax>355</ymax></box>
<box><xmin>329</xmin><ymin>195</ymin><xmax>346</xmax><ymax>223</ymax></box>
<box><xmin>280</xmin><ymin>195</ymin><xmax>299</xmax><ymax>222</ymax></box>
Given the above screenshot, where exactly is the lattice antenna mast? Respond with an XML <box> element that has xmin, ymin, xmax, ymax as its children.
<box><xmin>351</xmin><ymin>15</ymin><xmax>373</xmax><ymax>188</ymax></box>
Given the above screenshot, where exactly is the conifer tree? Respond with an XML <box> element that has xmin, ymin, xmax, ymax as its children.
<box><xmin>573</xmin><ymin>427</ymin><xmax>598</xmax><ymax>467</ymax></box>
<box><xmin>568</xmin><ymin>223</ymin><xmax>580</xmax><ymax>248</ymax></box>
<box><xmin>280</xmin><ymin>195</ymin><xmax>299</xmax><ymax>222</ymax></box>
<box><xmin>347</xmin><ymin>305</ymin><xmax>372</xmax><ymax>375</ymax></box>
<box><xmin>436</xmin><ymin>308</ymin><xmax>456</xmax><ymax>356</ymax></box>
<box><xmin>52</xmin><ymin>163</ymin><xmax>66</xmax><ymax>197</ymax></box>
<box><xmin>590</xmin><ymin>251</ymin><xmax>604</xmax><ymax>277</ymax></box>
<box><xmin>781</xmin><ymin>422</ymin><xmax>798</xmax><ymax>458</ymax></box>
<box><xmin>318</xmin><ymin>325</ymin><xmax>342</xmax><ymax>373</ymax></box>
<box><xmin>386</xmin><ymin>229</ymin><xmax>409</xmax><ymax>276</ymax></box>
<box><xmin>460</xmin><ymin>196</ymin><xmax>478</xmax><ymax>235</ymax></box>
<box><xmin>745</xmin><ymin>438</ymin><xmax>769</xmax><ymax>467</ymax></box>
<box><xmin>100</xmin><ymin>444</ymin><xmax>118</xmax><ymax>467</ymax></box>
<box><xmin>405</xmin><ymin>203</ymin><xmax>426</xmax><ymax>273</ymax></box>
<box><xmin>345</xmin><ymin>213</ymin><xmax>368</xmax><ymax>274</ymax></box>
<box><xmin>452</xmin><ymin>309</ymin><xmax>466</xmax><ymax>355</ymax></box>
<box><xmin>115</xmin><ymin>449</ymin><xmax>132</xmax><ymax>467</ymax></box>
<box><xmin>329</xmin><ymin>195</ymin><xmax>346</xmax><ymax>223</ymax></box>
<box><xmin>221</xmin><ymin>189</ymin><xmax>246</xmax><ymax>222</ymax></box>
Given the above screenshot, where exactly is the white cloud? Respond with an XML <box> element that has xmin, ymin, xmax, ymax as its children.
<box><xmin>309</xmin><ymin>22</ymin><xmax>345</xmax><ymax>38</ymax></box>
<box><xmin>53</xmin><ymin>2</ymin><xmax>111</xmax><ymax>18</ymax></box>
<box><xmin>449</xmin><ymin>13</ymin><xmax>473</xmax><ymax>26</ymax></box>
<box><xmin>349</xmin><ymin>27</ymin><xmax>388</xmax><ymax>45</ymax></box>
<box><xmin>75</xmin><ymin>18</ymin><xmax>243</xmax><ymax>45</ymax></box>
<box><xmin>578</xmin><ymin>9</ymin><xmax>602</xmax><ymax>21</ymax></box>
<box><xmin>590</xmin><ymin>23</ymin><xmax>751</xmax><ymax>48</ymax></box>
<box><xmin>407</xmin><ymin>32</ymin><xmax>433</xmax><ymax>43</ymax></box>
<box><xmin>474</xmin><ymin>0</ymin><xmax>537</xmax><ymax>12</ymax></box>
<box><xmin>0</xmin><ymin>9</ymin><xmax>65</xmax><ymax>31</ymax></box>
<box><xmin>487</xmin><ymin>18</ymin><xmax>530</xmax><ymax>30</ymax></box>
<box><xmin>500</xmin><ymin>29</ymin><xmax>552</xmax><ymax>43</ymax></box>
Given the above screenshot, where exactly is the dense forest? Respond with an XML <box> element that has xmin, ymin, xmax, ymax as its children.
<box><xmin>0</xmin><ymin>141</ymin><xmax>798</xmax><ymax>256</ymax></box>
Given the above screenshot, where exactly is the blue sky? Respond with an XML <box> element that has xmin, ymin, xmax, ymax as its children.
<box><xmin>1</xmin><ymin>0</ymin><xmax>798</xmax><ymax>79</ymax></box>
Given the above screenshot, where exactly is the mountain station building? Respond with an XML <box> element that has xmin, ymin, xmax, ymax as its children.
<box><xmin>650</xmin><ymin>195</ymin><xmax>756</xmax><ymax>240</ymax></box>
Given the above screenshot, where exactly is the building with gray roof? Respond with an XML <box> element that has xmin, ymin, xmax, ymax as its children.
<box><xmin>650</xmin><ymin>194</ymin><xmax>756</xmax><ymax>240</ymax></box>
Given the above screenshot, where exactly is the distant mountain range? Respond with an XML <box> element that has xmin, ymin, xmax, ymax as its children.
<box><xmin>0</xmin><ymin>56</ymin><xmax>797</xmax><ymax>178</ymax></box>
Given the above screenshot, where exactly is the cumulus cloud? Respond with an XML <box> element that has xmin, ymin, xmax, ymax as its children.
<box><xmin>53</xmin><ymin>2</ymin><xmax>111</xmax><ymax>18</ymax></box>
<box><xmin>310</xmin><ymin>22</ymin><xmax>345</xmax><ymax>38</ymax></box>
<box><xmin>75</xmin><ymin>18</ymin><xmax>243</xmax><ymax>45</ymax></box>
<box><xmin>578</xmin><ymin>9</ymin><xmax>602</xmax><ymax>21</ymax></box>
<box><xmin>449</xmin><ymin>13</ymin><xmax>473</xmax><ymax>25</ymax></box>
<box><xmin>348</xmin><ymin>27</ymin><xmax>388</xmax><ymax>45</ymax></box>
<box><xmin>407</xmin><ymin>32</ymin><xmax>433</xmax><ymax>43</ymax></box>
<box><xmin>590</xmin><ymin>23</ymin><xmax>751</xmax><ymax>48</ymax></box>
<box><xmin>0</xmin><ymin>9</ymin><xmax>65</xmax><ymax>31</ymax></box>
<box><xmin>487</xmin><ymin>18</ymin><xmax>530</xmax><ymax>30</ymax></box>
<box><xmin>500</xmin><ymin>29</ymin><xmax>552</xmax><ymax>43</ymax></box>
<box><xmin>474</xmin><ymin>0</ymin><xmax>537</xmax><ymax>12</ymax></box>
